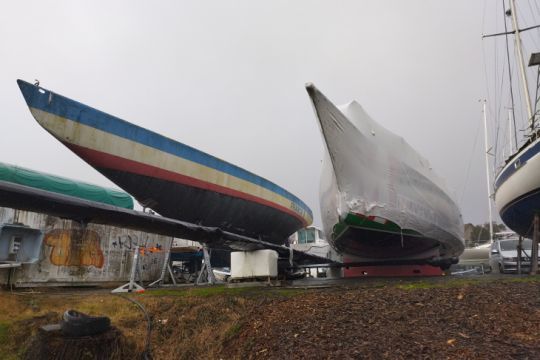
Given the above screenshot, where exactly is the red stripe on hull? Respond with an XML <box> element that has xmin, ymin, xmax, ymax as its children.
<box><xmin>62</xmin><ymin>141</ymin><xmax>308</xmax><ymax>226</ymax></box>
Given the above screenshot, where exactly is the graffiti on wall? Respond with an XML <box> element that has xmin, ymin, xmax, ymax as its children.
<box><xmin>44</xmin><ymin>229</ymin><xmax>104</xmax><ymax>268</ymax></box>
<box><xmin>112</xmin><ymin>234</ymin><xmax>138</xmax><ymax>250</ymax></box>
<box><xmin>112</xmin><ymin>234</ymin><xmax>162</xmax><ymax>253</ymax></box>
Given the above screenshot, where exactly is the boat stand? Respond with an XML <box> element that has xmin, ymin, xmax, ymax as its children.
<box><xmin>195</xmin><ymin>245</ymin><xmax>216</xmax><ymax>285</ymax></box>
<box><xmin>111</xmin><ymin>245</ymin><xmax>145</xmax><ymax>293</ymax></box>
<box><xmin>148</xmin><ymin>237</ymin><xmax>177</xmax><ymax>287</ymax></box>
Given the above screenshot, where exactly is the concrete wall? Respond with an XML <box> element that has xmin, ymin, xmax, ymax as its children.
<box><xmin>0</xmin><ymin>207</ymin><xmax>173</xmax><ymax>286</ymax></box>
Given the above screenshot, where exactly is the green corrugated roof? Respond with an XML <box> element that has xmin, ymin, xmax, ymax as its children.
<box><xmin>0</xmin><ymin>161</ymin><xmax>134</xmax><ymax>209</ymax></box>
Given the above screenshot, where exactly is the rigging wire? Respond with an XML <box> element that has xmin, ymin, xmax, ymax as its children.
<box><xmin>514</xmin><ymin>51</ymin><xmax>526</xmax><ymax>133</ymax></box>
<box><xmin>480</xmin><ymin>0</ymin><xmax>498</xmax><ymax>181</ymax></box>
<box><xmin>482</xmin><ymin>0</ymin><xmax>496</xmax><ymax>127</ymax></box>
<box><xmin>482</xmin><ymin>41</ymin><xmax>494</xmax><ymax>117</ymax></box>
<box><xmin>491</xmin><ymin>1</ymin><xmax>509</xmax><ymax>171</ymax></box>
<box><xmin>516</xmin><ymin>0</ymin><xmax>539</xmax><ymax>129</ymax></box>
<box><xmin>494</xmin><ymin>5</ymin><xmax>500</xmax><ymax>134</ymax></box>
<box><xmin>493</xmin><ymin>64</ymin><xmax>507</xmax><ymax>170</ymax></box>
<box><xmin>503</xmin><ymin>0</ymin><xmax>519</xmax><ymax>148</ymax></box>
<box><xmin>497</xmin><ymin>55</ymin><xmax>508</xmax><ymax>123</ymax></box>
<box><xmin>480</xmin><ymin>0</ymin><xmax>540</xmax><ymax>172</ymax></box>
<box><xmin>534</xmin><ymin>65</ymin><xmax>540</xmax><ymax>116</ymax></box>
<box><xmin>494</xmin><ymin>108</ymin><xmax>500</xmax><ymax>170</ymax></box>
<box><xmin>459</xmin><ymin>114</ymin><xmax>483</xmax><ymax>206</ymax></box>
<box><xmin>522</xmin><ymin>0</ymin><xmax>540</xmax><ymax>48</ymax></box>
<box><xmin>489</xmin><ymin>0</ymin><xmax>540</xmax><ymax>166</ymax></box>
<box><xmin>481</xmin><ymin>1</ymin><xmax>502</xmax><ymax>175</ymax></box>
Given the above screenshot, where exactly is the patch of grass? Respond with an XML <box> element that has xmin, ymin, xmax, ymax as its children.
<box><xmin>223</xmin><ymin>322</ymin><xmax>243</xmax><ymax>342</ymax></box>
<box><xmin>504</xmin><ymin>275</ymin><xmax>540</xmax><ymax>283</ymax></box>
<box><xmin>395</xmin><ymin>275</ymin><xmax>540</xmax><ymax>291</ymax></box>
<box><xmin>269</xmin><ymin>288</ymin><xmax>305</xmax><ymax>298</ymax></box>
<box><xmin>0</xmin><ymin>322</ymin><xmax>14</xmax><ymax>359</ymax></box>
<box><xmin>396</xmin><ymin>282</ymin><xmax>435</xmax><ymax>290</ymax></box>
<box><xmin>0</xmin><ymin>322</ymin><xmax>9</xmax><ymax>345</ymax></box>
<box><xmin>440</xmin><ymin>276</ymin><xmax>540</xmax><ymax>288</ymax></box>
<box><xmin>0</xmin><ymin>322</ymin><xmax>18</xmax><ymax>360</ymax></box>
<box><xmin>396</xmin><ymin>278</ymin><xmax>482</xmax><ymax>290</ymax></box>
<box><xmin>144</xmin><ymin>285</ymin><xmax>263</xmax><ymax>297</ymax></box>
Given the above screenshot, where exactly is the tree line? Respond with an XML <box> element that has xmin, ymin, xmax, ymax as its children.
<box><xmin>463</xmin><ymin>222</ymin><xmax>507</xmax><ymax>247</ymax></box>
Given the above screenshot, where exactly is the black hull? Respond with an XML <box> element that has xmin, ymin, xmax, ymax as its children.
<box><xmin>334</xmin><ymin>227</ymin><xmax>441</xmax><ymax>260</ymax></box>
<box><xmin>99</xmin><ymin>168</ymin><xmax>303</xmax><ymax>244</ymax></box>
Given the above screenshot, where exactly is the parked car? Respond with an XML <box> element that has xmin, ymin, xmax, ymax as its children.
<box><xmin>489</xmin><ymin>238</ymin><xmax>539</xmax><ymax>274</ymax></box>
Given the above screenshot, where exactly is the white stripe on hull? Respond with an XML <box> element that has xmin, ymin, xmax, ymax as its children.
<box><xmin>29</xmin><ymin>108</ymin><xmax>311</xmax><ymax>224</ymax></box>
<box><xmin>495</xmin><ymin>148</ymin><xmax>540</xmax><ymax>213</ymax></box>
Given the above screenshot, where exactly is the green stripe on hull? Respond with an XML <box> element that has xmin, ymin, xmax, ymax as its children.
<box><xmin>333</xmin><ymin>213</ymin><xmax>423</xmax><ymax>241</ymax></box>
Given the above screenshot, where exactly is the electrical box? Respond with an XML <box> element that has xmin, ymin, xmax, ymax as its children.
<box><xmin>0</xmin><ymin>224</ymin><xmax>43</xmax><ymax>264</ymax></box>
<box><xmin>230</xmin><ymin>249</ymin><xmax>278</xmax><ymax>279</ymax></box>
<box><xmin>8</xmin><ymin>236</ymin><xmax>22</xmax><ymax>255</ymax></box>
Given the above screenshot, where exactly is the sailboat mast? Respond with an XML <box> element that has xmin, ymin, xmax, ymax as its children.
<box><xmin>509</xmin><ymin>0</ymin><xmax>534</xmax><ymax>127</ymax></box>
<box><xmin>483</xmin><ymin>100</ymin><xmax>494</xmax><ymax>242</ymax></box>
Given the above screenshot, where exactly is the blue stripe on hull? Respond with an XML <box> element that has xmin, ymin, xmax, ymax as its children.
<box><xmin>500</xmin><ymin>187</ymin><xmax>540</xmax><ymax>237</ymax></box>
<box><xmin>16</xmin><ymin>80</ymin><xmax>312</xmax><ymax>218</ymax></box>
<box><xmin>495</xmin><ymin>138</ymin><xmax>540</xmax><ymax>189</ymax></box>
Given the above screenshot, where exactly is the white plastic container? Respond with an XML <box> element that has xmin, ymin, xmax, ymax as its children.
<box><xmin>230</xmin><ymin>249</ymin><xmax>278</xmax><ymax>279</ymax></box>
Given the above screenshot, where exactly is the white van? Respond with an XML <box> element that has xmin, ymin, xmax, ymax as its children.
<box><xmin>489</xmin><ymin>238</ymin><xmax>540</xmax><ymax>274</ymax></box>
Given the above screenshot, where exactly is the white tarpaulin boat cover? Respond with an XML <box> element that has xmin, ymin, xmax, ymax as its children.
<box><xmin>308</xmin><ymin>84</ymin><xmax>464</xmax><ymax>260</ymax></box>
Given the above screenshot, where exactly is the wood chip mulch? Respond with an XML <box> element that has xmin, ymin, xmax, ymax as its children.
<box><xmin>224</xmin><ymin>280</ymin><xmax>540</xmax><ymax>359</ymax></box>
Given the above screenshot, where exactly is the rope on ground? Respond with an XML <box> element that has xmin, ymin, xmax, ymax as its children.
<box><xmin>113</xmin><ymin>294</ymin><xmax>153</xmax><ymax>360</ymax></box>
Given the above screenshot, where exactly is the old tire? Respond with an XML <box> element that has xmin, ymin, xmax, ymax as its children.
<box><xmin>61</xmin><ymin>310</ymin><xmax>111</xmax><ymax>337</ymax></box>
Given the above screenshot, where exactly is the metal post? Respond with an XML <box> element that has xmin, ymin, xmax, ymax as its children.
<box><xmin>129</xmin><ymin>245</ymin><xmax>140</xmax><ymax>291</ymax></box>
<box><xmin>196</xmin><ymin>245</ymin><xmax>216</xmax><ymax>285</ymax></box>
<box><xmin>195</xmin><ymin>262</ymin><xmax>206</xmax><ymax>284</ymax></box>
<box><xmin>111</xmin><ymin>245</ymin><xmax>145</xmax><ymax>293</ymax></box>
<box><xmin>517</xmin><ymin>236</ymin><xmax>522</xmax><ymax>275</ymax></box>
<box><xmin>289</xmin><ymin>247</ymin><xmax>294</xmax><ymax>267</ymax></box>
<box><xmin>202</xmin><ymin>245</ymin><xmax>216</xmax><ymax>284</ymax></box>
<box><xmin>148</xmin><ymin>237</ymin><xmax>174</xmax><ymax>288</ymax></box>
<box><xmin>168</xmin><ymin>264</ymin><xmax>177</xmax><ymax>285</ymax></box>
<box><xmin>482</xmin><ymin>101</ymin><xmax>494</xmax><ymax>242</ymax></box>
<box><xmin>531</xmin><ymin>214</ymin><xmax>539</xmax><ymax>275</ymax></box>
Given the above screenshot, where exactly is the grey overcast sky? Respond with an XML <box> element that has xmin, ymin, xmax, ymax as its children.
<box><xmin>1</xmin><ymin>1</ymin><xmax>538</xmax><ymax>227</ymax></box>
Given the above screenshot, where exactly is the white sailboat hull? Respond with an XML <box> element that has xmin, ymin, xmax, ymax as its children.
<box><xmin>494</xmin><ymin>137</ymin><xmax>540</xmax><ymax>237</ymax></box>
